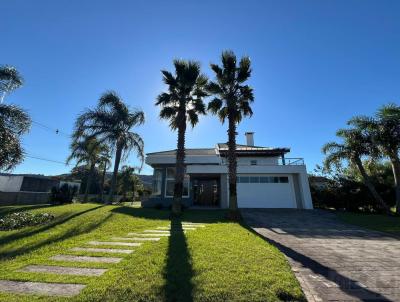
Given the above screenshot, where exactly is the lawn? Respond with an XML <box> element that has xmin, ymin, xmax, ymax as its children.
<box><xmin>338</xmin><ymin>212</ymin><xmax>400</xmax><ymax>235</ymax></box>
<box><xmin>0</xmin><ymin>204</ymin><xmax>305</xmax><ymax>302</ymax></box>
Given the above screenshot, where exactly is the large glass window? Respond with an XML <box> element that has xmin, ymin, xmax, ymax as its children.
<box><xmin>152</xmin><ymin>169</ymin><xmax>163</xmax><ymax>196</ymax></box>
<box><xmin>165</xmin><ymin>167</ymin><xmax>189</xmax><ymax>197</ymax></box>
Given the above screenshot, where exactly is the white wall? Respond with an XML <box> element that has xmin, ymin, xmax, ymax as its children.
<box><xmin>0</xmin><ymin>175</ymin><xmax>24</xmax><ymax>192</ymax></box>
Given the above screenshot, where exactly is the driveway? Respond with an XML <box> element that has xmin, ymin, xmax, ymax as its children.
<box><xmin>242</xmin><ymin>209</ymin><xmax>400</xmax><ymax>302</ymax></box>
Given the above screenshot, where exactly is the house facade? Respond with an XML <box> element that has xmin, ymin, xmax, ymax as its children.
<box><xmin>143</xmin><ymin>132</ymin><xmax>313</xmax><ymax>209</ymax></box>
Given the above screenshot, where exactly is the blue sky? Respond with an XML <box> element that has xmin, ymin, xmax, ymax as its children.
<box><xmin>2</xmin><ymin>0</ymin><xmax>400</xmax><ymax>175</ymax></box>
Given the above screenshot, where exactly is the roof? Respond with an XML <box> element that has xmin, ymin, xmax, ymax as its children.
<box><xmin>147</xmin><ymin>144</ymin><xmax>290</xmax><ymax>157</ymax></box>
<box><xmin>146</xmin><ymin>148</ymin><xmax>216</xmax><ymax>156</ymax></box>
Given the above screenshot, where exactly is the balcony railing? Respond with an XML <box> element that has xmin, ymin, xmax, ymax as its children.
<box><xmin>220</xmin><ymin>157</ymin><xmax>304</xmax><ymax>166</ymax></box>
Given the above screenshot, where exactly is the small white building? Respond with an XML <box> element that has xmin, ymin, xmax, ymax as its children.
<box><xmin>144</xmin><ymin>133</ymin><xmax>313</xmax><ymax>209</ymax></box>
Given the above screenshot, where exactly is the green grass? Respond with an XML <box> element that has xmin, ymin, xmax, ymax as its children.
<box><xmin>338</xmin><ymin>212</ymin><xmax>400</xmax><ymax>235</ymax></box>
<box><xmin>0</xmin><ymin>204</ymin><xmax>304</xmax><ymax>302</ymax></box>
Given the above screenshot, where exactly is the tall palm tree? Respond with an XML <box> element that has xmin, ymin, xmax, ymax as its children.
<box><xmin>118</xmin><ymin>165</ymin><xmax>137</xmax><ymax>202</ymax></box>
<box><xmin>67</xmin><ymin>136</ymin><xmax>109</xmax><ymax>202</ymax></box>
<box><xmin>0</xmin><ymin>65</ymin><xmax>24</xmax><ymax>103</ymax></box>
<box><xmin>207</xmin><ymin>50</ymin><xmax>254</xmax><ymax>219</ymax></box>
<box><xmin>350</xmin><ymin>103</ymin><xmax>400</xmax><ymax>214</ymax></box>
<box><xmin>322</xmin><ymin>128</ymin><xmax>390</xmax><ymax>212</ymax></box>
<box><xmin>74</xmin><ymin>91</ymin><xmax>145</xmax><ymax>203</ymax></box>
<box><xmin>155</xmin><ymin>60</ymin><xmax>208</xmax><ymax>215</ymax></box>
<box><xmin>98</xmin><ymin>148</ymin><xmax>112</xmax><ymax>202</ymax></box>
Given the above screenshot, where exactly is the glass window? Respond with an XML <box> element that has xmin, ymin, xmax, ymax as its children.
<box><xmin>240</xmin><ymin>176</ymin><xmax>249</xmax><ymax>183</ymax></box>
<box><xmin>260</xmin><ymin>176</ymin><xmax>268</xmax><ymax>183</ymax></box>
<box><xmin>152</xmin><ymin>169</ymin><xmax>162</xmax><ymax>196</ymax></box>
<box><xmin>237</xmin><ymin>177</ymin><xmax>241</xmax><ymax>183</ymax></box>
<box><xmin>165</xmin><ymin>167</ymin><xmax>189</xmax><ymax>197</ymax></box>
<box><xmin>279</xmin><ymin>177</ymin><xmax>289</xmax><ymax>183</ymax></box>
<box><xmin>250</xmin><ymin>176</ymin><xmax>259</xmax><ymax>183</ymax></box>
<box><xmin>250</xmin><ymin>160</ymin><xmax>257</xmax><ymax>166</ymax></box>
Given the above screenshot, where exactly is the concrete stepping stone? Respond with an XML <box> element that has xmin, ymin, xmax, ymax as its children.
<box><xmin>144</xmin><ymin>230</ymin><xmax>170</xmax><ymax>233</ymax></box>
<box><xmin>127</xmin><ymin>232</ymin><xmax>170</xmax><ymax>237</ymax></box>
<box><xmin>157</xmin><ymin>227</ymin><xmax>196</xmax><ymax>230</ymax></box>
<box><xmin>19</xmin><ymin>265</ymin><xmax>107</xmax><ymax>276</ymax></box>
<box><xmin>112</xmin><ymin>237</ymin><xmax>160</xmax><ymax>241</ymax></box>
<box><xmin>88</xmin><ymin>241</ymin><xmax>142</xmax><ymax>247</ymax></box>
<box><xmin>70</xmin><ymin>247</ymin><xmax>134</xmax><ymax>254</ymax></box>
<box><xmin>0</xmin><ymin>280</ymin><xmax>85</xmax><ymax>297</ymax></box>
<box><xmin>50</xmin><ymin>254</ymin><xmax>122</xmax><ymax>263</ymax></box>
<box><xmin>182</xmin><ymin>224</ymin><xmax>206</xmax><ymax>227</ymax></box>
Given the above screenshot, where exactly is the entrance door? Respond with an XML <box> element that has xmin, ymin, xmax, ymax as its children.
<box><xmin>193</xmin><ymin>179</ymin><xmax>219</xmax><ymax>206</ymax></box>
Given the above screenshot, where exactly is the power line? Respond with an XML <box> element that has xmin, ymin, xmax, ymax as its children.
<box><xmin>25</xmin><ymin>154</ymin><xmax>71</xmax><ymax>166</ymax></box>
<box><xmin>31</xmin><ymin>120</ymin><xmax>71</xmax><ymax>138</ymax></box>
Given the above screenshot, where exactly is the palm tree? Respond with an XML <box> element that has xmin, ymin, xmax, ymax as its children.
<box><xmin>207</xmin><ymin>50</ymin><xmax>254</xmax><ymax>219</ymax></box>
<box><xmin>67</xmin><ymin>136</ymin><xmax>109</xmax><ymax>202</ymax></box>
<box><xmin>98</xmin><ymin>148</ymin><xmax>112</xmax><ymax>202</ymax></box>
<box><xmin>74</xmin><ymin>91</ymin><xmax>145</xmax><ymax>203</ymax></box>
<box><xmin>322</xmin><ymin>128</ymin><xmax>390</xmax><ymax>212</ymax></box>
<box><xmin>118</xmin><ymin>165</ymin><xmax>138</xmax><ymax>202</ymax></box>
<box><xmin>155</xmin><ymin>60</ymin><xmax>208</xmax><ymax>215</ymax></box>
<box><xmin>0</xmin><ymin>65</ymin><xmax>24</xmax><ymax>103</ymax></box>
<box><xmin>350</xmin><ymin>103</ymin><xmax>400</xmax><ymax>214</ymax></box>
<box><xmin>0</xmin><ymin>104</ymin><xmax>31</xmax><ymax>171</ymax></box>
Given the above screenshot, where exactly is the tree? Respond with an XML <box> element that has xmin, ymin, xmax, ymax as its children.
<box><xmin>0</xmin><ymin>65</ymin><xmax>24</xmax><ymax>103</ymax></box>
<box><xmin>350</xmin><ymin>103</ymin><xmax>400</xmax><ymax>214</ymax></box>
<box><xmin>74</xmin><ymin>91</ymin><xmax>145</xmax><ymax>203</ymax></box>
<box><xmin>155</xmin><ymin>60</ymin><xmax>208</xmax><ymax>216</ymax></box>
<box><xmin>322</xmin><ymin>128</ymin><xmax>390</xmax><ymax>212</ymax></box>
<box><xmin>67</xmin><ymin>136</ymin><xmax>109</xmax><ymax>202</ymax></box>
<box><xmin>117</xmin><ymin>165</ymin><xmax>140</xmax><ymax>202</ymax></box>
<box><xmin>98</xmin><ymin>148</ymin><xmax>112</xmax><ymax>202</ymax></box>
<box><xmin>207</xmin><ymin>50</ymin><xmax>254</xmax><ymax>219</ymax></box>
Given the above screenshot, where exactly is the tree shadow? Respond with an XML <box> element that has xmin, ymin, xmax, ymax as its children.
<box><xmin>0</xmin><ymin>212</ymin><xmax>112</xmax><ymax>260</ymax></box>
<box><xmin>0</xmin><ymin>205</ymin><xmax>104</xmax><ymax>255</ymax></box>
<box><xmin>163</xmin><ymin>219</ymin><xmax>194</xmax><ymax>302</ymax></box>
<box><xmin>0</xmin><ymin>204</ymin><xmax>54</xmax><ymax>217</ymax></box>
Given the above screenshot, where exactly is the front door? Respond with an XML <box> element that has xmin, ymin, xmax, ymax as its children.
<box><xmin>193</xmin><ymin>179</ymin><xmax>219</xmax><ymax>206</ymax></box>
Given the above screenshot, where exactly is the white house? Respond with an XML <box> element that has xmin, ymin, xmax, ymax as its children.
<box><xmin>143</xmin><ymin>132</ymin><xmax>313</xmax><ymax>209</ymax></box>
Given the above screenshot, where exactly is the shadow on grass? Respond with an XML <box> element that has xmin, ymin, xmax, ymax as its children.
<box><xmin>0</xmin><ymin>213</ymin><xmax>112</xmax><ymax>260</ymax></box>
<box><xmin>0</xmin><ymin>205</ymin><xmax>104</xmax><ymax>257</ymax></box>
<box><xmin>0</xmin><ymin>204</ymin><xmax>54</xmax><ymax>217</ymax></box>
<box><xmin>111</xmin><ymin>205</ymin><xmax>227</xmax><ymax>224</ymax></box>
<box><xmin>163</xmin><ymin>219</ymin><xmax>194</xmax><ymax>302</ymax></box>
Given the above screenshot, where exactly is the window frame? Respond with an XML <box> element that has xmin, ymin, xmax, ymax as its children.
<box><xmin>164</xmin><ymin>167</ymin><xmax>190</xmax><ymax>198</ymax></box>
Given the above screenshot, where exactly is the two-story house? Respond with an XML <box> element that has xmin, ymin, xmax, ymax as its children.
<box><xmin>143</xmin><ymin>132</ymin><xmax>313</xmax><ymax>209</ymax></box>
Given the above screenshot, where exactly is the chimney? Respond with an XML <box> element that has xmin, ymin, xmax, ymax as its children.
<box><xmin>245</xmin><ymin>132</ymin><xmax>254</xmax><ymax>146</ymax></box>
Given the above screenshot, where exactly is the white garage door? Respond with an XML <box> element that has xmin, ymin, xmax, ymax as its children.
<box><xmin>237</xmin><ymin>174</ymin><xmax>297</xmax><ymax>208</ymax></box>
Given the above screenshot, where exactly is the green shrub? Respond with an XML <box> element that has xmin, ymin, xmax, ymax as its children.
<box><xmin>0</xmin><ymin>212</ymin><xmax>55</xmax><ymax>230</ymax></box>
<box><xmin>50</xmin><ymin>184</ymin><xmax>78</xmax><ymax>204</ymax></box>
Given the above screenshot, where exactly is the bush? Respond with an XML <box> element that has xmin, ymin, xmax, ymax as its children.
<box><xmin>0</xmin><ymin>212</ymin><xmax>54</xmax><ymax>230</ymax></box>
<box><xmin>50</xmin><ymin>184</ymin><xmax>78</xmax><ymax>205</ymax></box>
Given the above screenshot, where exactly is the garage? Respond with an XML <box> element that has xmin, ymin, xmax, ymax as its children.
<box><xmin>237</xmin><ymin>174</ymin><xmax>297</xmax><ymax>208</ymax></box>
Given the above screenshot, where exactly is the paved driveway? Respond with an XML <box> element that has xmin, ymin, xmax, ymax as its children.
<box><xmin>242</xmin><ymin>209</ymin><xmax>400</xmax><ymax>302</ymax></box>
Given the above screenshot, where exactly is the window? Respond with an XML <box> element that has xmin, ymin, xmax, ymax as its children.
<box><xmin>250</xmin><ymin>160</ymin><xmax>257</xmax><ymax>166</ymax></box>
<box><xmin>239</xmin><ymin>176</ymin><xmax>249</xmax><ymax>183</ymax></box>
<box><xmin>152</xmin><ymin>169</ymin><xmax>162</xmax><ymax>196</ymax></box>
<box><xmin>165</xmin><ymin>167</ymin><xmax>189</xmax><ymax>197</ymax></box>
<box><xmin>250</xmin><ymin>176</ymin><xmax>259</xmax><ymax>183</ymax></box>
<box><xmin>279</xmin><ymin>177</ymin><xmax>289</xmax><ymax>183</ymax></box>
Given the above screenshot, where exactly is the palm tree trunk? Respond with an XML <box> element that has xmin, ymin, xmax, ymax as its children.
<box><xmin>84</xmin><ymin>161</ymin><xmax>95</xmax><ymax>203</ymax></box>
<box><xmin>227</xmin><ymin>110</ymin><xmax>240</xmax><ymax>219</ymax></box>
<box><xmin>100</xmin><ymin>163</ymin><xmax>107</xmax><ymax>202</ymax></box>
<box><xmin>389</xmin><ymin>156</ymin><xmax>400</xmax><ymax>214</ymax></box>
<box><xmin>107</xmin><ymin>143</ymin><xmax>123</xmax><ymax>204</ymax></box>
<box><xmin>172</xmin><ymin>111</ymin><xmax>186</xmax><ymax>216</ymax></box>
<box><xmin>354</xmin><ymin>157</ymin><xmax>390</xmax><ymax>213</ymax></box>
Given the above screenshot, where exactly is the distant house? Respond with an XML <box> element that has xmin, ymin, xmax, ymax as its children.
<box><xmin>143</xmin><ymin>132</ymin><xmax>313</xmax><ymax>209</ymax></box>
<box><xmin>0</xmin><ymin>174</ymin><xmax>80</xmax><ymax>205</ymax></box>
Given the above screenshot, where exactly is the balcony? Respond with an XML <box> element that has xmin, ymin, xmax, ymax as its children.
<box><xmin>220</xmin><ymin>157</ymin><xmax>305</xmax><ymax>166</ymax></box>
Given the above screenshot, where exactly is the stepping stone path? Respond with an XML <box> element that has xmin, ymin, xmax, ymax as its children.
<box><xmin>50</xmin><ymin>255</ymin><xmax>123</xmax><ymax>263</ymax></box>
<box><xmin>70</xmin><ymin>247</ymin><xmax>134</xmax><ymax>254</ymax></box>
<box><xmin>19</xmin><ymin>265</ymin><xmax>107</xmax><ymax>276</ymax></box>
<box><xmin>0</xmin><ymin>221</ymin><xmax>207</xmax><ymax>297</ymax></box>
